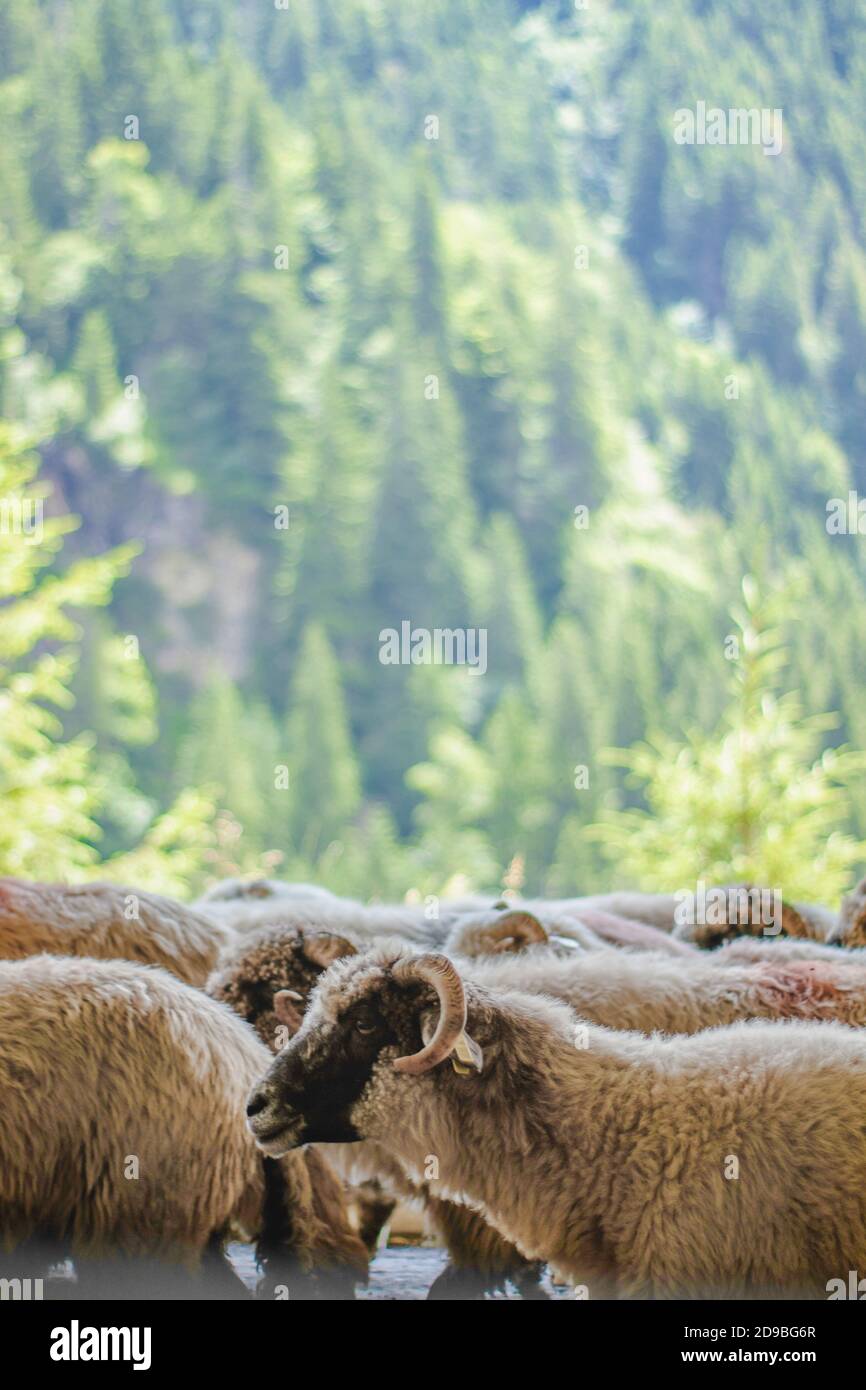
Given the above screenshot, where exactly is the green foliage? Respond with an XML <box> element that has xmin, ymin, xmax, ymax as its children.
<box><xmin>2</xmin><ymin>1</ymin><xmax>866</xmax><ymax>901</ymax></box>
<box><xmin>0</xmin><ymin>428</ymin><xmax>214</xmax><ymax>887</ymax></box>
<box><xmin>285</xmin><ymin>624</ymin><xmax>362</xmax><ymax>862</ymax></box>
<box><xmin>0</xmin><ymin>429</ymin><xmax>120</xmax><ymax>875</ymax></box>
<box><xmin>592</xmin><ymin>582</ymin><xmax>866</xmax><ymax>903</ymax></box>
<box><xmin>98</xmin><ymin>788</ymin><xmax>217</xmax><ymax>898</ymax></box>
<box><xmin>407</xmin><ymin>725</ymin><xmax>499</xmax><ymax>890</ymax></box>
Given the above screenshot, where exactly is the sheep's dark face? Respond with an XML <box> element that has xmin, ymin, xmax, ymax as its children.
<box><xmin>207</xmin><ymin>926</ymin><xmax>357</xmax><ymax>1050</ymax></box>
<box><xmin>246</xmin><ymin>953</ymin><xmax>455</xmax><ymax>1153</ymax></box>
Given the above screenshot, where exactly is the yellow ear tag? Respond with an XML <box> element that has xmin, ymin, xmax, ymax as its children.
<box><xmin>451</xmin><ymin>1032</ymin><xmax>483</xmax><ymax>1076</ymax></box>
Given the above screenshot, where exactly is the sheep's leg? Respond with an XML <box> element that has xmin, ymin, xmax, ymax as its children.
<box><xmin>255</xmin><ymin>1154</ymin><xmax>366</xmax><ymax>1301</ymax></box>
<box><xmin>351</xmin><ymin>1178</ymin><xmax>397</xmax><ymax>1252</ymax></box>
<box><xmin>426</xmin><ymin>1263</ymin><xmax>496</xmax><ymax>1300</ymax></box>
<box><xmin>255</xmin><ymin>1157</ymin><xmax>325</xmax><ymax>1301</ymax></box>
<box><xmin>196</xmin><ymin>1234</ymin><xmax>252</xmax><ymax>1299</ymax></box>
<box><xmin>427</xmin><ymin>1260</ymin><xmax>549</xmax><ymax>1300</ymax></box>
<box><xmin>512</xmin><ymin>1263</ymin><xmax>551</xmax><ymax>1299</ymax></box>
<box><xmin>424</xmin><ymin>1196</ymin><xmax>549</xmax><ymax>1299</ymax></box>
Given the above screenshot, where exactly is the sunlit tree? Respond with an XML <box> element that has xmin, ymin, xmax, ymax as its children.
<box><xmin>592</xmin><ymin>580</ymin><xmax>866</xmax><ymax>902</ymax></box>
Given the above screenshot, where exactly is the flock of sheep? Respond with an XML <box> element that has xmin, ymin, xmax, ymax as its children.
<box><xmin>3</xmin><ymin>871</ymin><xmax>866</xmax><ymax>1299</ymax></box>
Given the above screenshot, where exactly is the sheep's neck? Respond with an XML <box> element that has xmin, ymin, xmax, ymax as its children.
<box><xmin>419</xmin><ymin>1014</ymin><xmax>632</xmax><ymax>1286</ymax></box>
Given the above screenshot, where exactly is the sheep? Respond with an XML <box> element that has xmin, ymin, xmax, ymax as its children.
<box><xmin>207</xmin><ymin>923</ymin><xmax>361</xmax><ymax>1049</ymax></box>
<box><xmin>712</xmin><ymin>936</ymin><xmax>866</xmax><ymax>968</ymax></box>
<box><xmin>674</xmin><ymin>893</ymin><xmax>842</xmax><ymax>949</ymax></box>
<box><xmin>198</xmin><ymin>887</ymin><xmax>447</xmax><ymax>941</ymax></box>
<box><xmin>444</xmin><ymin>903</ymin><xmax>695</xmax><ymax>958</ymax></box>
<box><xmin>463</xmin><ymin>942</ymin><xmax>866</xmax><ymax>1032</ymax></box>
<box><xmin>0</xmin><ymin>878</ymin><xmax>235</xmax><ymax>987</ymax></box>
<box><xmin>248</xmin><ymin>946</ymin><xmax>866</xmax><ymax>1298</ymax></box>
<box><xmin>446</xmin><ymin>911</ymin><xmax>866</xmax><ymax>1029</ymax></box>
<box><xmin>543</xmin><ymin>887</ymin><xmax>736</xmax><ymax>934</ymax></box>
<box><xmin>446</xmin><ymin>906</ymin><xmax>866</xmax><ymax>975</ymax></box>
<box><xmin>0</xmin><ymin>954</ymin><xmax>368</xmax><ymax>1299</ymax></box>
<box><xmin>199</xmin><ymin>883</ymin><xmax>692</xmax><ymax>964</ymax></box>
<box><xmin>214</xmin><ymin>911</ymin><xmax>866</xmax><ymax>1293</ymax></box>
<box><xmin>196</xmin><ymin>877</ymin><xmax>338</xmax><ymax>906</ymax></box>
<box><xmin>197</xmin><ymin>875</ymin><xmax>860</xmax><ymax>951</ymax></box>
<box><xmin>560</xmin><ymin>886</ymin><xmax>844</xmax><ymax>949</ymax></box>
<box><xmin>207</xmin><ymin>922</ymin><xmax>547</xmax><ymax>1299</ymax></box>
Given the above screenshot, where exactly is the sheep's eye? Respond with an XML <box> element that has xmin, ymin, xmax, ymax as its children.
<box><xmin>354</xmin><ymin>1013</ymin><xmax>377</xmax><ymax>1036</ymax></box>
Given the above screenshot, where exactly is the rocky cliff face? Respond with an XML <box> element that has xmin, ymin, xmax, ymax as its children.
<box><xmin>41</xmin><ymin>444</ymin><xmax>264</xmax><ymax>688</ymax></box>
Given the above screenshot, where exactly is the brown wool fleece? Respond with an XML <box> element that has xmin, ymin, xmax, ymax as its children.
<box><xmin>0</xmin><ymin>878</ymin><xmax>236</xmax><ymax>986</ymax></box>
<box><xmin>465</xmin><ymin>944</ymin><xmax>866</xmax><ymax>1032</ymax></box>
<box><xmin>0</xmin><ymin>954</ymin><xmax>367</xmax><ymax>1276</ymax></box>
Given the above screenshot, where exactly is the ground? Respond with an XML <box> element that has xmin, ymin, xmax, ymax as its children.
<box><xmin>42</xmin><ymin>1241</ymin><xmax>568</xmax><ymax>1301</ymax></box>
<box><xmin>229</xmin><ymin>1242</ymin><xmax>570</xmax><ymax>1300</ymax></box>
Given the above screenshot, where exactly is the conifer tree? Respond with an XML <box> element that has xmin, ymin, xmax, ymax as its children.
<box><xmin>285</xmin><ymin>623</ymin><xmax>362</xmax><ymax>862</ymax></box>
<box><xmin>477</xmin><ymin>513</ymin><xmax>543</xmax><ymax>699</ymax></box>
<box><xmin>592</xmin><ymin>580</ymin><xmax>866</xmax><ymax>901</ymax></box>
<box><xmin>480</xmin><ymin>686</ymin><xmax>552</xmax><ymax>889</ymax></box>
<box><xmin>407</xmin><ymin>726</ymin><xmax>498</xmax><ymax>891</ymax></box>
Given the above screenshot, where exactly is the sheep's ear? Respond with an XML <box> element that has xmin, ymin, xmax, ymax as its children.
<box><xmin>419</xmin><ymin>1011</ymin><xmax>484</xmax><ymax>1075</ymax></box>
<box><xmin>451</xmin><ymin>1032</ymin><xmax>484</xmax><ymax>1075</ymax></box>
<box><xmin>273</xmin><ymin>990</ymin><xmax>305</xmax><ymax>1034</ymax></box>
<box><xmin>302</xmin><ymin>933</ymin><xmax>358</xmax><ymax>969</ymax></box>
<box><xmin>489</xmin><ymin>910</ymin><xmax>548</xmax><ymax>954</ymax></box>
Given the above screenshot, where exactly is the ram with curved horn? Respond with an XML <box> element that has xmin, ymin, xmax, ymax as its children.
<box><xmin>247</xmin><ymin>943</ymin><xmax>866</xmax><ymax>1298</ymax></box>
<box><xmin>208</xmin><ymin>924</ymin><xmax>543</xmax><ymax>1299</ymax></box>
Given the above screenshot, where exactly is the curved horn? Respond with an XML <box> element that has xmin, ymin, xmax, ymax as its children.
<box><xmin>302</xmin><ymin>933</ymin><xmax>358</xmax><ymax>969</ymax></box>
<box><xmin>392</xmin><ymin>954</ymin><xmax>468</xmax><ymax>1075</ymax></box>
<box><xmin>273</xmin><ymin>990</ymin><xmax>305</xmax><ymax>1035</ymax></box>
<box><xmin>484</xmin><ymin>910</ymin><xmax>548</xmax><ymax>953</ymax></box>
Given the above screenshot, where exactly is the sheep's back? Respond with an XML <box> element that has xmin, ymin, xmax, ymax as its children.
<box><xmin>0</xmin><ymin>878</ymin><xmax>234</xmax><ymax>986</ymax></box>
